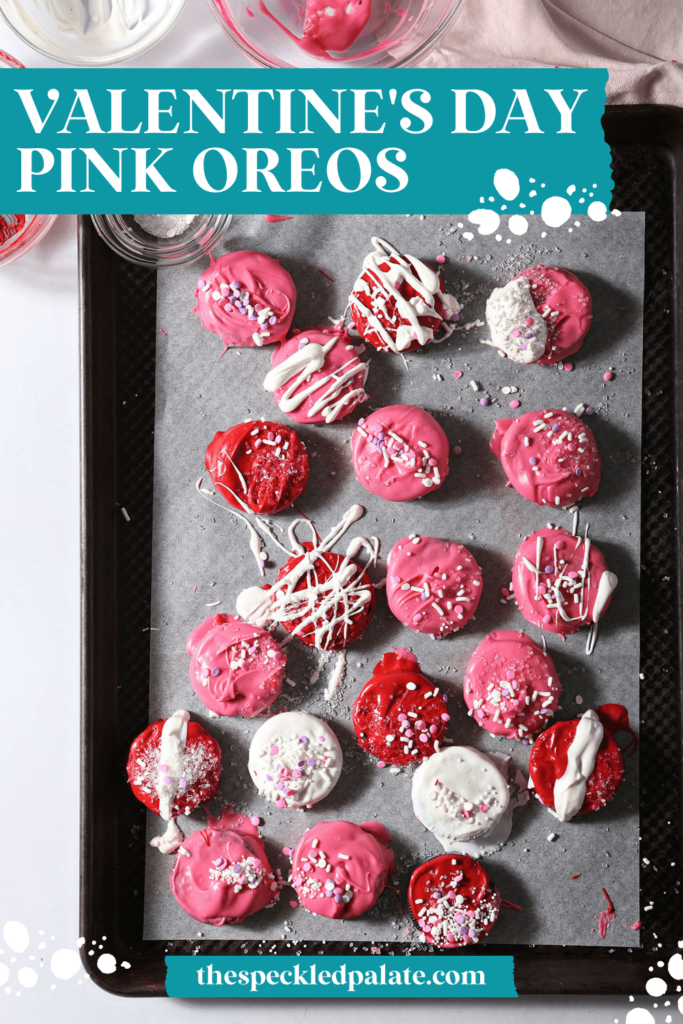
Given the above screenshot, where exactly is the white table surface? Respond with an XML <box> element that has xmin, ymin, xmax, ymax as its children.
<box><xmin>0</xmin><ymin>2</ymin><xmax>669</xmax><ymax>1021</ymax></box>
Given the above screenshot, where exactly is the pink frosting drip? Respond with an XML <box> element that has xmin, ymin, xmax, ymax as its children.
<box><xmin>387</xmin><ymin>535</ymin><xmax>482</xmax><ymax>636</ymax></box>
<box><xmin>512</xmin><ymin>527</ymin><xmax>614</xmax><ymax>636</ymax></box>
<box><xmin>491</xmin><ymin>408</ymin><xmax>600</xmax><ymax>507</ymax></box>
<box><xmin>193</xmin><ymin>251</ymin><xmax>296</xmax><ymax>352</ymax></box>
<box><xmin>170</xmin><ymin>808</ymin><xmax>278</xmax><ymax>925</ymax></box>
<box><xmin>513</xmin><ymin>265</ymin><xmax>592</xmax><ymax>366</ymax></box>
<box><xmin>187</xmin><ymin>614</ymin><xmax>286</xmax><ymax>717</ymax></box>
<box><xmin>351</xmin><ymin>404</ymin><xmax>449</xmax><ymax>502</ymax></box>
<box><xmin>463</xmin><ymin>630</ymin><xmax>561</xmax><ymax>740</ymax></box>
<box><xmin>291</xmin><ymin>820</ymin><xmax>395</xmax><ymax>919</ymax></box>
<box><xmin>302</xmin><ymin>0</ymin><xmax>372</xmax><ymax>52</ymax></box>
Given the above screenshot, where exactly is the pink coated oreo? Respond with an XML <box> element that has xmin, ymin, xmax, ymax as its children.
<box><xmin>290</xmin><ymin>820</ymin><xmax>395</xmax><ymax>919</ymax></box>
<box><xmin>513</xmin><ymin>265</ymin><xmax>592</xmax><ymax>365</ymax></box>
<box><xmin>463</xmin><ymin>630</ymin><xmax>561</xmax><ymax>741</ymax></box>
<box><xmin>512</xmin><ymin>527</ymin><xmax>617</xmax><ymax>638</ymax></box>
<box><xmin>187</xmin><ymin>613</ymin><xmax>286</xmax><ymax>718</ymax></box>
<box><xmin>351</xmin><ymin>404</ymin><xmax>449</xmax><ymax>502</ymax></box>
<box><xmin>386</xmin><ymin>535</ymin><xmax>482</xmax><ymax>637</ymax></box>
<box><xmin>490</xmin><ymin>408</ymin><xmax>600</xmax><ymax>507</ymax></box>
<box><xmin>170</xmin><ymin>808</ymin><xmax>279</xmax><ymax>925</ymax></box>
<box><xmin>193</xmin><ymin>251</ymin><xmax>296</xmax><ymax>353</ymax></box>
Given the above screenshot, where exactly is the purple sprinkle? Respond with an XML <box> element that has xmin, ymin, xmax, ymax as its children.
<box><xmin>239</xmin><ymin>307</ymin><xmax>247</xmax><ymax>316</ymax></box>
<box><xmin>211</xmin><ymin>667</ymin><xmax>220</xmax><ymax>676</ymax></box>
<box><xmin>519</xmin><ymin>342</ymin><xmax>527</xmax><ymax>350</ymax></box>
<box><xmin>299</xmin><ymin>736</ymin><xmax>308</xmax><ymax>745</ymax></box>
<box><xmin>298</xmin><ymin>340</ymin><xmax>308</xmax><ymax>350</ymax></box>
<box><xmin>460</xmin><ymin>925</ymin><xmax>469</xmax><ymax>935</ymax></box>
<box><xmin>229</xmin><ymin>295</ymin><xmax>238</xmax><ymax>304</ymax></box>
<box><xmin>234</xmin><ymin>863</ymin><xmax>244</xmax><ymax>874</ymax></box>
<box><xmin>468</xmin><ymin>928</ymin><xmax>476</xmax><ymax>938</ymax></box>
<box><xmin>453</xmin><ymin>445</ymin><xmax>462</xmax><ymax>454</ymax></box>
<box><xmin>576</xmin><ymin>467</ymin><xmax>582</xmax><ymax>476</ymax></box>
<box><xmin>455</xmin><ymin>913</ymin><xmax>465</xmax><ymax>923</ymax></box>
<box><xmin>480</xmin><ymin>397</ymin><xmax>489</xmax><ymax>406</ymax></box>
<box><xmin>307</xmin><ymin>757</ymin><xmax>316</xmax><ymax>767</ymax></box>
<box><xmin>266</xmin><ymin>774</ymin><xmax>273</xmax><ymax>781</ymax></box>
<box><xmin>230</xmin><ymin>280</ymin><xmax>241</xmax><ymax>289</ymax></box>
<box><xmin>297</xmin><ymin>760</ymin><xmax>305</xmax><ymax>768</ymax></box>
<box><xmin>179</xmin><ymin>779</ymin><xmax>187</xmax><ymax>788</ymax></box>
<box><xmin>198</xmin><ymin>279</ymin><xmax>206</xmax><ymax>288</ymax></box>
<box><xmin>529</xmin><ymin>457</ymin><xmax>538</xmax><ymax>466</ymax></box>
<box><xmin>325</xmin><ymin>890</ymin><xmax>334</xmax><ymax>898</ymax></box>
<box><xmin>586</xmin><ymin>406</ymin><xmax>594</xmax><ymax>415</ymax></box>
<box><xmin>213</xmin><ymin>857</ymin><xmax>226</xmax><ymax>868</ymax></box>
<box><xmin>249</xmin><ymin>313</ymin><xmax>257</xmax><ymax>320</ymax></box>
<box><xmin>163</xmin><ymin>776</ymin><xmax>171</xmax><ymax>785</ymax></box>
<box><xmin>451</xmin><ymin>313</ymin><xmax>460</xmax><ymax>322</ymax></box>
<box><xmin>269</xmin><ymin>316</ymin><xmax>277</xmax><ymax>325</ymax></box>
<box><xmin>545</xmin><ymin>564</ymin><xmax>554</xmax><ymax>574</ymax></box>
<box><xmin>552</xmin><ymin>423</ymin><xmax>560</xmax><ymax>432</ymax></box>
<box><xmin>276</xmin><ymin>782</ymin><xmax>284</xmax><ymax>790</ymax></box>
<box><xmin>334</xmin><ymin>895</ymin><xmax>343</xmax><ymax>904</ymax></box>
<box><xmin>524</xmin><ymin>331</ymin><xmax>534</xmax><ymax>339</ymax></box>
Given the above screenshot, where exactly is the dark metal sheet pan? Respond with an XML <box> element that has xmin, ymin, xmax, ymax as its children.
<box><xmin>79</xmin><ymin>105</ymin><xmax>683</xmax><ymax>997</ymax></box>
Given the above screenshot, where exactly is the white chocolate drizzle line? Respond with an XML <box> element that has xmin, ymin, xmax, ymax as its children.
<box><xmin>552</xmin><ymin>709</ymin><xmax>604</xmax><ymax>821</ymax></box>
<box><xmin>263</xmin><ymin>334</ymin><xmax>369</xmax><ymax>423</ymax></box>
<box><xmin>156</xmin><ymin>709</ymin><xmax>190</xmax><ymax>821</ymax></box>
<box><xmin>236</xmin><ymin>505</ymin><xmax>380</xmax><ymax>651</ymax></box>
<box><xmin>195</xmin><ymin>473</ymin><xmax>294</xmax><ymax>577</ymax></box>
<box><xmin>349</xmin><ymin>236</ymin><xmax>460</xmax><ymax>353</ymax></box>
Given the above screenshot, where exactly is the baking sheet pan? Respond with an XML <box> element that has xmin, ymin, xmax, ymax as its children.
<box><xmin>79</xmin><ymin>106</ymin><xmax>683</xmax><ymax>995</ymax></box>
<box><xmin>143</xmin><ymin>212</ymin><xmax>644</xmax><ymax>947</ymax></box>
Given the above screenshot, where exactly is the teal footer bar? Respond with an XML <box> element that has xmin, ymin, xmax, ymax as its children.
<box><xmin>165</xmin><ymin>955</ymin><xmax>517</xmax><ymax>998</ymax></box>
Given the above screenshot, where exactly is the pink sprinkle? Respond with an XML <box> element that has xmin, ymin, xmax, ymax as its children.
<box><xmin>267</xmin><ymin>431</ymin><xmax>275</xmax><ymax>440</ymax></box>
<box><xmin>453</xmin><ymin>445</ymin><xmax>462</xmax><ymax>454</ymax></box>
<box><xmin>254</xmin><ymin>438</ymin><xmax>262</xmax><ymax>448</ymax></box>
<box><xmin>270</xmin><ymin>745</ymin><xmax>279</xmax><ymax>754</ymax></box>
<box><xmin>454</xmin><ymin>370</ymin><xmax>463</xmax><ymax>379</ymax></box>
<box><xmin>441</xmin><ymin>713</ymin><xmax>450</xmax><ymax>722</ymax></box>
<box><xmin>480</xmin><ymin>803</ymin><xmax>489</xmax><ymax>812</ymax></box>
<box><xmin>542</xmin><ymin>613</ymin><xmax>552</xmax><ymax>624</ymax></box>
<box><xmin>564</xmin><ymin>362</ymin><xmax>573</xmax><ymax>372</ymax></box>
<box><xmin>524</xmin><ymin>317</ymin><xmax>534</xmax><ymax>327</ymax></box>
<box><xmin>159</xmin><ymin>764</ymin><xmax>168</xmax><ymax>772</ymax></box>
<box><xmin>462</xmin><ymin>809</ymin><xmax>472</xmax><ymax>818</ymax></box>
<box><xmin>283</xmin><ymin>846</ymin><xmax>292</xmax><ymax>856</ymax></box>
<box><xmin>509</xmin><ymin>399</ymin><xmax>520</xmax><ymax>408</ymax></box>
<box><xmin>178</xmin><ymin>779</ymin><xmax>187</xmax><ymax>788</ymax></box>
<box><xmin>377</xmin><ymin>760</ymin><xmax>386</xmax><ymax>768</ymax></box>
<box><xmin>419</xmin><ymin>733</ymin><xmax>429</xmax><ymax>742</ymax></box>
<box><xmin>398</xmin><ymin>713</ymin><xmax>407</xmax><ymax>722</ymax></box>
<box><xmin>159</xmin><ymin>328</ymin><xmax>167</xmax><ymax>337</ymax></box>
<box><xmin>276</xmin><ymin>799</ymin><xmax>286</xmax><ymax>808</ymax></box>
<box><xmin>603</xmin><ymin>371</ymin><xmax>614</xmax><ymax>381</ymax></box>
<box><xmin>251</xmin><ymin>815</ymin><xmax>260</xmax><ymax>826</ymax></box>
<box><xmin>429</xmin><ymin>725</ymin><xmax>438</xmax><ymax>734</ymax></box>
<box><xmin>511</xmin><ymin>329</ymin><xmax>521</xmax><ymax>338</ymax></box>
<box><xmin>428</xmin><ymin>458</ymin><xmax>437</xmax><ymax>466</ymax></box>
<box><xmin>290</xmin><ymin>900</ymin><xmax>299</xmax><ymax>908</ymax></box>
<box><xmin>506</xmin><ymin>670</ymin><xmax>515</xmax><ymax>679</ymax></box>
<box><xmin>476</xmin><ymin>710</ymin><xmax>484</xmax><ymax>719</ymax></box>
<box><xmin>435</xmin><ymin>254</ymin><xmax>446</xmax><ymax>264</ymax></box>
<box><xmin>454</xmin><ymin>604</ymin><xmax>464</xmax><ymax>614</ymax></box>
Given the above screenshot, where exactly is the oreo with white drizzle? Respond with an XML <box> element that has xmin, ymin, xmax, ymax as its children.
<box><xmin>511</xmin><ymin>525</ymin><xmax>617</xmax><ymax>655</ymax></box>
<box><xmin>349</xmin><ymin>236</ymin><xmax>461</xmax><ymax>353</ymax></box>
<box><xmin>236</xmin><ymin>504</ymin><xmax>378</xmax><ymax>651</ymax></box>
<box><xmin>248</xmin><ymin>711</ymin><xmax>343</xmax><ymax>809</ymax></box>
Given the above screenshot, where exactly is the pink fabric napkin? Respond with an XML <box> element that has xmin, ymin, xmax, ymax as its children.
<box><xmin>421</xmin><ymin>0</ymin><xmax>683</xmax><ymax>106</ymax></box>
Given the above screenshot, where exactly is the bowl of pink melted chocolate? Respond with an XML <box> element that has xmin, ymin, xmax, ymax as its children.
<box><xmin>208</xmin><ymin>0</ymin><xmax>463</xmax><ymax>68</ymax></box>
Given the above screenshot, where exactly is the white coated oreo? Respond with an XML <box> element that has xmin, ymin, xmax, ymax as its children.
<box><xmin>412</xmin><ymin>746</ymin><xmax>510</xmax><ymax>849</ymax></box>
<box><xmin>483</xmin><ymin>277</ymin><xmax>547</xmax><ymax>364</ymax></box>
<box><xmin>248</xmin><ymin>711</ymin><xmax>343</xmax><ymax>809</ymax></box>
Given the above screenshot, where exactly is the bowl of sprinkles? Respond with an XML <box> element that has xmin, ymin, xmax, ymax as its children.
<box><xmin>89</xmin><ymin>214</ymin><xmax>233</xmax><ymax>269</ymax></box>
<box><xmin>0</xmin><ymin>214</ymin><xmax>57</xmax><ymax>269</ymax></box>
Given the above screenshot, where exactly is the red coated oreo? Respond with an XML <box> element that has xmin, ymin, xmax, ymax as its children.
<box><xmin>408</xmin><ymin>854</ymin><xmax>501</xmax><ymax>948</ymax></box>
<box><xmin>272</xmin><ymin>542</ymin><xmax>376</xmax><ymax>651</ymax></box>
<box><xmin>206</xmin><ymin>419</ymin><xmax>309</xmax><ymax>515</ymax></box>
<box><xmin>529</xmin><ymin>709</ymin><xmax>626</xmax><ymax>817</ymax></box>
<box><xmin>352</xmin><ymin>650</ymin><xmax>449</xmax><ymax>765</ymax></box>
<box><xmin>127</xmin><ymin>713</ymin><xmax>221</xmax><ymax>819</ymax></box>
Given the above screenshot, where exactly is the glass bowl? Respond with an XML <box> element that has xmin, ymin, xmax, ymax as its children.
<box><xmin>0</xmin><ymin>0</ymin><xmax>186</xmax><ymax>66</ymax></box>
<box><xmin>0</xmin><ymin>214</ymin><xmax>58</xmax><ymax>269</ymax></box>
<box><xmin>208</xmin><ymin>0</ymin><xmax>462</xmax><ymax>68</ymax></box>
<box><xmin>90</xmin><ymin>214</ymin><xmax>233</xmax><ymax>269</ymax></box>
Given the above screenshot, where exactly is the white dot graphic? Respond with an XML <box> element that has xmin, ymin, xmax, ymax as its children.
<box><xmin>467</xmin><ymin>209</ymin><xmax>500</xmax><ymax>235</ymax></box>
<box><xmin>51</xmin><ymin>949</ymin><xmax>81</xmax><ymax>981</ymax></box>
<box><xmin>493</xmin><ymin>169</ymin><xmax>520</xmax><ymax>201</ymax></box>
<box><xmin>17</xmin><ymin>968</ymin><xmax>37</xmax><ymax>989</ymax></box>
<box><xmin>646</xmin><ymin>976</ymin><xmax>667</xmax><ymax>997</ymax></box>
<box><xmin>668</xmin><ymin>952</ymin><xmax>683</xmax><ymax>979</ymax></box>
<box><xmin>541</xmin><ymin>196</ymin><xmax>572</xmax><ymax>227</ymax></box>
<box><xmin>626</xmin><ymin>1009</ymin><xmax>655</xmax><ymax>1024</ymax></box>
<box><xmin>3</xmin><ymin>923</ymin><xmax>29</xmax><ymax>954</ymax></box>
<box><xmin>508</xmin><ymin>215</ymin><xmax>529</xmax><ymax>236</ymax></box>
<box><xmin>97</xmin><ymin>954</ymin><xmax>117</xmax><ymax>975</ymax></box>
<box><xmin>587</xmin><ymin>201</ymin><xmax>608</xmax><ymax>222</ymax></box>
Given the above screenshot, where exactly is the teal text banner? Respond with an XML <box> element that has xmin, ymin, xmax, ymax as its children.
<box><xmin>164</xmin><ymin>954</ymin><xmax>517</xmax><ymax>999</ymax></box>
<box><xmin>0</xmin><ymin>68</ymin><xmax>611</xmax><ymax>214</ymax></box>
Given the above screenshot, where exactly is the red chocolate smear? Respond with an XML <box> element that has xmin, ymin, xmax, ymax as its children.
<box><xmin>626</xmin><ymin>920</ymin><xmax>642</xmax><ymax>930</ymax></box>
<box><xmin>318</xmin><ymin>269</ymin><xmax>335</xmax><ymax>283</ymax></box>
<box><xmin>500</xmin><ymin>898</ymin><xmax>522</xmax><ymax>911</ymax></box>
<box><xmin>596</xmin><ymin>887</ymin><xmax>616</xmax><ymax>938</ymax></box>
<box><xmin>596</xmin><ymin>703</ymin><xmax>639</xmax><ymax>758</ymax></box>
<box><xmin>571</xmin><ymin>874</ymin><xmax>582</xmax><ymax>879</ymax></box>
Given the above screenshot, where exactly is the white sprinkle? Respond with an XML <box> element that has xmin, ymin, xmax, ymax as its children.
<box><xmin>206</xmin><ymin>601</ymin><xmax>221</xmax><ymax>607</ymax></box>
<box><xmin>547</xmin><ymin>832</ymin><xmax>558</xmax><ymax>842</ymax></box>
<box><xmin>121</xmin><ymin>508</ymin><xmax>131</xmax><ymax>521</ymax></box>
